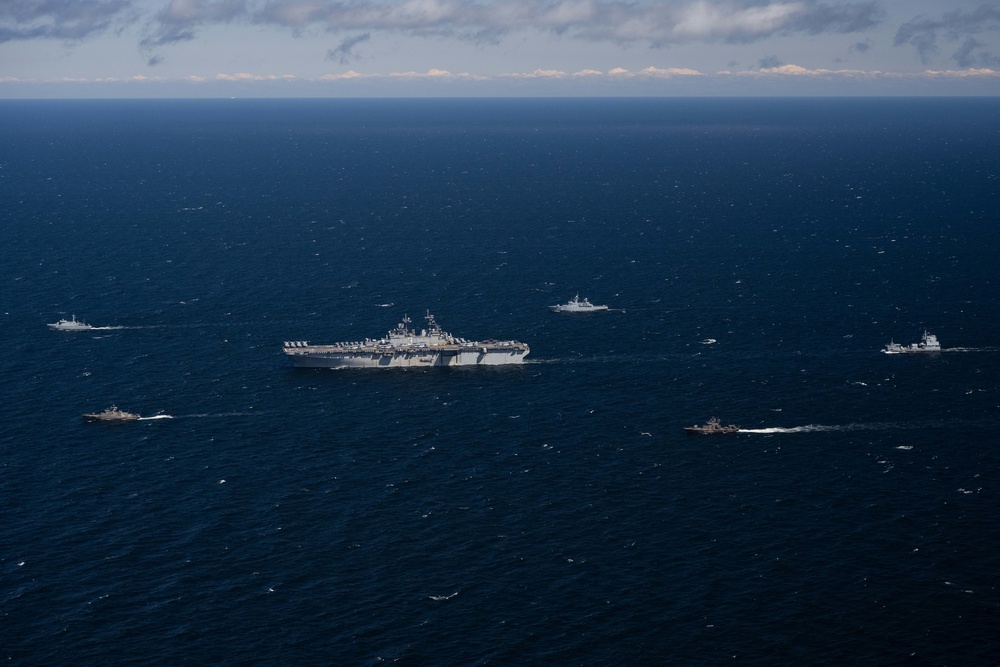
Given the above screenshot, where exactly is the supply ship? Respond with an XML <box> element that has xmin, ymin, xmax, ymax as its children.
<box><xmin>283</xmin><ymin>312</ymin><xmax>529</xmax><ymax>369</ymax></box>
<box><xmin>882</xmin><ymin>331</ymin><xmax>941</xmax><ymax>354</ymax></box>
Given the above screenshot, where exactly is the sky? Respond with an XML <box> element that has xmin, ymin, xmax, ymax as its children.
<box><xmin>2</xmin><ymin>0</ymin><xmax>1000</xmax><ymax>97</ymax></box>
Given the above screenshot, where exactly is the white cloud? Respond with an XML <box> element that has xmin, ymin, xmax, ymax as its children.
<box><xmin>672</xmin><ymin>1</ymin><xmax>806</xmax><ymax>41</ymax></box>
<box><xmin>5</xmin><ymin>62</ymin><xmax>999</xmax><ymax>91</ymax></box>
<box><xmin>215</xmin><ymin>72</ymin><xmax>297</xmax><ymax>80</ymax></box>
<box><xmin>504</xmin><ymin>68</ymin><xmax>569</xmax><ymax>79</ymax></box>
<box><xmin>737</xmin><ymin>63</ymin><xmax>880</xmax><ymax>77</ymax></box>
<box><xmin>922</xmin><ymin>68</ymin><xmax>1000</xmax><ymax>78</ymax></box>
<box><xmin>385</xmin><ymin>68</ymin><xmax>483</xmax><ymax>79</ymax></box>
<box><xmin>639</xmin><ymin>66</ymin><xmax>704</xmax><ymax>77</ymax></box>
<box><xmin>319</xmin><ymin>70</ymin><xmax>367</xmax><ymax>80</ymax></box>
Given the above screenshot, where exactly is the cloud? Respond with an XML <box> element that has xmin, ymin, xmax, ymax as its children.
<box><xmin>758</xmin><ymin>54</ymin><xmax>783</xmax><ymax>68</ymax></box>
<box><xmin>7</xmin><ymin>63</ymin><xmax>1000</xmax><ymax>90</ymax></box>
<box><xmin>248</xmin><ymin>0</ymin><xmax>883</xmax><ymax>46</ymax></box>
<box><xmin>322</xmin><ymin>65</ymin><xmax>704</xmax><ymax>82</ymax></box>
<box><xmin>3</xmin><ymin>0</ymin><xmax>886</xmax><ymax>60</ymax></box>
<box><xmin>0</xmin><ymin>0</ymin><xmax>135</xmax><ymax>43</ymax></box>
<box><xmin>319</xmin><ymin>70</ymin><xmax>366</xmax><ymax>80</ymax></box>
<box><xmin>850</xmin><ymin>38</ymin><xmax>871</xmax><ymax>52</ymax></box>
<box><xmin>503</xmin><ymin>65</ymin><xmax>704</xmax><ymax>79</ymax></box>
<box><xmin>142</xmin><ymin>0</ymin><xmax>247</xmax><ymax>48</ymax></box>
<box><xmin>326</xmin><ymin>32</ymin><xmax>370</xmax><ymax>64</ymax></box>
<box><xmin>953</xmin><ymin>37</ymin><xmax>1000</xmax><ymax>69</ymax></box>
<box><xmin>387</xmin><ymin>68</ymin><xmax>481</xmax><ymax>79</ymax></box>
<box><xmin>895</xmin><ymin>5</ymin><xmax>1000</xmax><ymax>65</ymax></box>
<box><xmin>738</xmin><ymin>62</ymin><xmax>881</xmax><ymax>77</ymax></box>
<box><xmin>638</xmin><ymin>66</ymin><xmax>703</xmax><ymax>77</ymax></box>
<box><xmin>921</xmin><ymin>67</ymin><xmax>1000</xmax><ymax>78</ymax></box>
<box><xmin>504</xmin><ymin>68</ymin><xmax>569</xmax><ymax>79</ymax></box>
<box><xmin>312</xmin><ymin>68</ymin><xmax>486</xmax><ymax>80</ymax></box>
<box><xmin>215</xmin><ymin>71</ymin><xmax>297</xmax><ymax>80</ymax></box>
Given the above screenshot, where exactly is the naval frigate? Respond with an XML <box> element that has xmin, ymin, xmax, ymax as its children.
<box><xmin>283</xmin><ymin>312</ymin><xmax>530</xmax><ymax>369</ymax></box>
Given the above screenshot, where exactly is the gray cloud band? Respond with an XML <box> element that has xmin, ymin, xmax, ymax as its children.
<box><xmin>895</xmin><ymin>5</ymin><xmax>1000</xmax><ymax>67</ymax></box>
<box><xmin>3</xmin><ymin>0</ymin><xmax>881</xmax><ymax>48</ymax></box>
<box><xmin>7</xmin><ymin>0</ymin><xmax>998</xmax><ymax>71</ymax></box>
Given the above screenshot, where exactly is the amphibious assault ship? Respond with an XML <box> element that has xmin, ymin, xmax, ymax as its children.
<box><xmin>283</xmin><ymin>312</ymin><xmax>530</xmax><ymax>369</ymax></box>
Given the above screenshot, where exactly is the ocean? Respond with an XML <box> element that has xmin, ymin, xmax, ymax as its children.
<box><xmin>1</xmin><ymin>97</ymin><xmax>998</xmax><ymax>664</ymax></box>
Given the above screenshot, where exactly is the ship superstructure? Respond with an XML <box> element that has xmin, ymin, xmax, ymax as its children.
<box><xmin>283</xmin><ymin>312</ymin><xmax>529</xmax><ymax>369</ymax></box>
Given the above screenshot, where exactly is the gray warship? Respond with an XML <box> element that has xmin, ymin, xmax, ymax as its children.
<box><xmin>49</xmin><ymin>315</ymin><xmax>94</xmax><ymax>331</ymax></box>
<box><xmin>549</xmin><ymin>294</ymin><xmax>608</xmax><ymax>313</ymax></box>
<box><xmin>684</xmin><ymin>417</ymin><xmax>740</xmax><ymax>434</ymax></box>
<box><xmin>283</xmin><ymin>312</ymin><xmax>530</xmax><ymax>369</ymax></box>
<box><xmin>83</xmin><ymin>406</ymin><xmax>140</xmax><ymax>422</ymax></box>
<box><xmin>883</xmin><ymin>331</ymin><xmax>941</xmax><ymax>354</ymax></box>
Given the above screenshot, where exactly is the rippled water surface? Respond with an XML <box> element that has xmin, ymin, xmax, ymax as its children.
<box><xmin>1</xmin><ymin>98</ymin><xmax>999</xmax><ymax>664</ymax></box>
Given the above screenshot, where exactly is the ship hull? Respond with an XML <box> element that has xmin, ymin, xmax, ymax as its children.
<box><xmin>684</xmin><ymin>427</ymin><xmax>739</xmax><ymax>434</ymax></box>
<box><xmin>286</xmin><ymin>347</ymin><xmax>528</xmax><ymax>369</ymax></box>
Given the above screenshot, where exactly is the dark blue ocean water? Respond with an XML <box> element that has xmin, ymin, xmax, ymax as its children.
<box><xmin>2</xmin><ymin>97</ymin><xmax>999</xmax><ymax>664</ymax></box>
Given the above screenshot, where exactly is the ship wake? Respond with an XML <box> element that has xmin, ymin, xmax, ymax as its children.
<box><xmin>742</xmin><ymin>422</ymin><xmax>902</xmax><ymax>434</ymax></box>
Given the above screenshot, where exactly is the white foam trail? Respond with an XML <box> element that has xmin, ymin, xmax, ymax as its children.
<box><xmin>741</xmin><ymin>426</ymin><xmax>833</xmax><ymax>434</ymax></box>
<box><xmin>429</xmin><ymin>592</ymin><xmax>458</xmax><ymax>601</ymax></box>
<box><xmin>741</xmin><ymin>422</ymin><xmax>900</xmax><ymax>434</ymax></box>
<box><xmin>944</xmin><ymin>347</ymin><xmax>1000</xmax><ymax>353</ymax></box>
<box><xmin>139</xmin><ymin>415</ymin><xmax>173</xmax><ymax>420</ymax></box>
<box><xmin>173</xmin><ymin>412</ymin><xmax>253</xmax><ymax>418</ymax></box>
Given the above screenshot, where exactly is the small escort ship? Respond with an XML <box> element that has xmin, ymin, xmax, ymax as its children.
<box><xmin>549</xmin><ymin>294</ymin><xmax>609</xmax><ymax>313</ymax></box>
<box><xmin>684</xmin><ymin>417</ymin><xmax>740</xmax><ymax>435</ymax></box>
<box><xmin>49</xmin><ymin>315</ymin><xmax>94</xmax><ymax>331</ymax></box>
<box><xmin>283</xmin><ymin>312</ymin><xmax>530</xmax><ymax>369</ymax></box>
<box><xmin>882</xmin><ymin>330</ymin><xmax>941</xmax><ymax>354</ymax></box>
<box><xmin>83</xmin><ymin>406</ymin><xmax>141</xmax><ymax>422</ymax></box>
